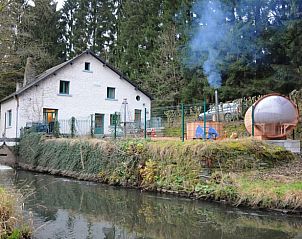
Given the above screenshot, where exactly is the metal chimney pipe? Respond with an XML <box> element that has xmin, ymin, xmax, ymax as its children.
<box><xmin>215</xmin><ymin>89</ymin><xmax>220</xmax><ymax>122</ymax></box>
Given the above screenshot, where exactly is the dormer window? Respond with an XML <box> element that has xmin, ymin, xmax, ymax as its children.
<box><xmin>84</xmin><ymin>62</ymin><xmax>90</xmax><ymax>71</ymax></box>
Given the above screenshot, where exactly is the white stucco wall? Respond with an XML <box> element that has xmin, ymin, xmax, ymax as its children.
<box><xmin>1</xmin><ymin>53</ymin><xmax>151</xmax><ymax>137</ymax></box>
<box><xmin>0</xmin><ymin>98</ymin><xmax>17</xmax><ymax>138</ymax></box>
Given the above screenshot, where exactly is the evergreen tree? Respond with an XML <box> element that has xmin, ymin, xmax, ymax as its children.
<box><xmin>17</xmin><ymin>0</ymin><xmax>63</xmax><ymax>73</ymax></box>
<box><xmin>114</xmin><ymin>0</ymin><xmax>162</xmax><ymax>85</ymax></box>
<box><xmin>147</xmin><ymin>0</ymin><xmax>193</xmax><ymax>106</ymax></box>
<box><xmin>184</xmin><ymin>0</ymin><xmax>302</xmax><ymax>102</ymax></box>
<box><xmin>89</xmin><ymin>0</ymin><xmax>116</xmax><ymax>61</ymax></box>
<box><xmin>60</xmin><ymin>0</ymin><xmax>117</xmax><ymax>60</ymax></box>
<box><xmin>60</xmin><ymin>0</ymin><xmax>78</xmax><ymax>58</ymax></box>
<box><xmin>0</xmin><ymin>0</ymin><xmax>22</xmax><ymax>99</ymax></box>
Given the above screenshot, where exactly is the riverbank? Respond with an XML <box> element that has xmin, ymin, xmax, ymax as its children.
<box><xmin>0</xmin><ymin>187</ymin><xmax>31</xmax><ymax>238</ymax></box>
<box><xmin>17</xmin><ymin>133</ymin><xmax>301</xmax><ymax>213</ymax></box>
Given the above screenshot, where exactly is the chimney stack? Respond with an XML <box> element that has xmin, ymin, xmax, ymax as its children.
<box><xmin>23</xmin><ymin>56</ymin><xmax>35</xmax><ymax>87</ymax></box>
<box><xmin>16</xmin><ymin>81</ymin><xmax>22</xmax><ymax>91</ymax></box>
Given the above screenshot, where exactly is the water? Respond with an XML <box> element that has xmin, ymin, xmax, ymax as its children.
<box><xmin>0</xmin><ymin>168</ymin><xmax>302</xmax><ymax>239</ymax></box>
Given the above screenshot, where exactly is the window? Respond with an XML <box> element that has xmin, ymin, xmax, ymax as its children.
<box><xmin>59</xmin><ymin>81</ymin><xmax>70</xmax><ymax>94</ymax></box>
<box><xmin>107</xmin><ymin>87</ymin><xmax>115</xmax><ymax>99</ymax></box>
<box><xmin>84</xmin><ymin>62</ymin><xmax>90</xmax><ymax>71</ymax></box>
<box><xmin>136</xmin><ymin>95</ymin><xmax>140</xmax><ymax>101</ymax></box>
<box><xmin>6</xmin><ymin>110</ymin><xmax>12</xmax><ymax>127</ymax></box>
<box><xmin>134</xmin><ymin>109</ymin><xmax>141</xmax><ymax>122</ymax></box>
<box><xmin>110</xmin><ymin>113</ymin><xmax>120</xmax><ymax>126</ymax></box>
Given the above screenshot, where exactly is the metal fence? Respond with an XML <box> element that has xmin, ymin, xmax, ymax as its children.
<box><xmin>148</xmin><ymin>102</ymin><xmax>247</xmax><ymax>140</ymax></box>
<box><xmin>25</xmin><ymin>114</ymin><xmax>146</xmax><ymax>139</ymax></box>
<box><xmin>24</xmin><ymin>94</ymin><xmax>301</xmax><ymax>141</ymax></box>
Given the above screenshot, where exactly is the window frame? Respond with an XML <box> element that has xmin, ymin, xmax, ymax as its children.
<box><xmin>134</xmin><ymin>109</ymin><xmax>142</xmax><ymax>122</ymax></box>
<box><xmin>59</xmin><ymin>80</ymin><xmax>70</xmax><ymax>95</ymax></box>
<box><xmin>6</xmin><ymin>110</ymin><xmax>12</xmax><ymax>128</ymax></box>
<box><xmin>84</xmin><ymin>62</ymin><xmax>91</xmax><ymax>71</ymax></box>
<box><xmin>107</xmin><ymin>87</ymin><xmax>116</xmax><ymax>100</ymax></box>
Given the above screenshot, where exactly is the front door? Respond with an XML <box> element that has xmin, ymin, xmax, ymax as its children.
<box><xmin>95</xmin><ymin>114</ymin><xmax>104</xmax><ymax>134</ymax></box>
<box><xmin>43</xmin><ymin>108</ymin><xmax>58</xmax><ymax>133</ymax></box>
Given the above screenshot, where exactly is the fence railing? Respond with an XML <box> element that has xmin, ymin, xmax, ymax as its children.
<box><xmin>24</xmin><ymin>115</ymin><xmax>146</xmax><ymax>139</ymax></box>
<box><xmin>23</xmin><ymin>94</ymin><xmax>302</xmax><ymax>141</ymax></box>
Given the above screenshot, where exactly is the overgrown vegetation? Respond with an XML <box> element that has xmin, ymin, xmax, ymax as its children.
<box><xmin>0</xmin><ymin>188</ymin><xmax>31</xmax><ymax>239</ymax></box>
<box><xmin>18</xmin><ymin>132</ymin><xmax>300</xmax><ymax>211</ymax></box>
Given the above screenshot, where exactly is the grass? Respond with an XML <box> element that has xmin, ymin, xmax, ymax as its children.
<box><xmin>223</xmin><ymin>121</ymin><xmax>248</xmax><ymax>138</ymax></box>
<box><xmin>163</xmin><ymin>127</ymin><xmax>182</xmax><ymax>137</ymax></box>
<box><xmin>234</xmin><ymin>173</ymin><xmax>302</xmax><ymax>209</ymax></box>
<box><xmin>192</xmin><ymin>162</ymin><xmax>302</xmax><ymax>211</ymax></box>
<box><xmin>0</xmin><ymin>188</ymin><xmax>31</xmax><ymax>239</ymax></box>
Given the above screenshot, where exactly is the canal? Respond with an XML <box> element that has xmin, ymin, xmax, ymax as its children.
<box><xmin>0</xmin><ymin>166</ymin><xmax>301</xmax><ymax>239</ymax></box>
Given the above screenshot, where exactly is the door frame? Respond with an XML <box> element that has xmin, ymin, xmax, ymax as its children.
<box><xmin>94</xmin><ymin>113</ymin><xmax>105</xmax><ymax>134</ymax></box>
<box><xmin>43</xmin><ymin>108</ymin><xmax>58</xmax><ymax>133</ymax></box>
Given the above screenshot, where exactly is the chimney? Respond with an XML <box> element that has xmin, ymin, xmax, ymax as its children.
<box><xmin>23</xmin><ymin>56</ymin><xmax>35</xmax><ymax>87</ymax></box>
<box><xmin>16</xmin><ymin>81</ymin><xmax>22</xmax><ymax>91</ymax></box>
<box><xmin>215</xmin><ymin>89</ymin><xmax>220</xmax><ymax>122</ymax></box>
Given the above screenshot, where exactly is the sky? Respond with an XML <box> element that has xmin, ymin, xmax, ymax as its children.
<box><xmin>28</xmin><ymin>0</ymin><xmax>64</xmax><ymax>10</ymax></box>
<box><xmin>56</xmin><ymin>0</ymin><xmax>65</xmax><ymax>10</ymax></box>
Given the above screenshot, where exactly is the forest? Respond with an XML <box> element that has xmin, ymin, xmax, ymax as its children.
<box><xmin>0</xmin><ymin>0</ymin><xmax>301</xmax><ymax>106</ymax></box>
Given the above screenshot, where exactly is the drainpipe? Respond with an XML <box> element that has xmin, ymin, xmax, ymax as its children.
<box><xmin>15</xmin><ymin>96</ymin><xmax>19</xmax><ymax>139</ymax></box>
<box><xmin>4</xmin><ymin>112</ymin><xmax>6</xmax><ymax>138</ymax></box>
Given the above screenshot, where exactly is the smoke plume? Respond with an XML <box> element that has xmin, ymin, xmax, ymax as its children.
<box><xmin>187</xmin><ymin>0</ymin><xmax>228</xmax><ymax>88</ymax></box>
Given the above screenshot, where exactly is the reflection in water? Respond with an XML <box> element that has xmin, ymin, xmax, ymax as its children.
<box><xmin>0</xmin><ymin>165</ymin><xmax>13</xmax><ymax>170</ymax></box>
<box><xmin>0</xmin><ymin>169</ymin><xmax>301</xmax><ymax>239</ymax></box>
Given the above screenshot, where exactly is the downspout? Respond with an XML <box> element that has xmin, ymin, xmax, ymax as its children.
<box><xmin>4</xmin><ymin>112</ymin><xmax>6</xmax><ymax>138</ymax></box>
<box><xmin>15</xmin><ymin>96</ymin><xmax>19</xmax><ymax>139</ymax></box>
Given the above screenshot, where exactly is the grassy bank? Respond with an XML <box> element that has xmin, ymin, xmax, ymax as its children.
<box><xmin>0</xmin><ymin>188</ymin><xmax>31</xmax><ymax>239</ymax></box>
<box><xmin>18</xmin><ymin>132</ymin><xmax>300</xmax><ymax>211</ymax></box>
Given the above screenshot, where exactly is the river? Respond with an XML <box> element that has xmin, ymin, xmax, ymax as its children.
<box><xmin>0</xmin><ymin>166</ymin><xmax>301</xmax><ymax>239</ymax></box>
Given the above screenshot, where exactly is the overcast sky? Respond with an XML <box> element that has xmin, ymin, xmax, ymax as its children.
<box><xmin>56</xmin><ymin>0</ymin><xmax>65</xmax><ymax>10</ymax></box>
<box><xmin>28</xmin><ymin>0</ymin><xmax>64</xmax><ymax>10</ymax></box>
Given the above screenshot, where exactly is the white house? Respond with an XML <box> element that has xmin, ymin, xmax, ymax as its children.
<box><xmin>0</xmin><ymin>50</ymin><xmax>152</xmax><ymax>138</ymax></box>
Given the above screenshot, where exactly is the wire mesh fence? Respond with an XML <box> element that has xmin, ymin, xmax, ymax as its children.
<box><xmin>23</xmin><ymin>94</ymin><xmax>301</xmax><ymax>141</ymax></box>
<box><xmin>147</xmin><ymin>97</ymin><xmax>259</xmax><ymax>140</ymax></box>
<box><xmin>24</xmin><ymin>114</ymin><xmax>146</xmax><ymax>139</ymax></box>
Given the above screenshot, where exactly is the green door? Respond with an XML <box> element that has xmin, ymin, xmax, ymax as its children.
<box><xmin>95</xmin><ymin>114</ymin><xmax>104</xmax><ymax>134</ymax></box>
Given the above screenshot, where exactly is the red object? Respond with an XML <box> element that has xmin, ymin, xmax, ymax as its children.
<box><xmin>151</xmin><ymin>128</ymin><xmax>156</xmax><ymax>137</ymax></box>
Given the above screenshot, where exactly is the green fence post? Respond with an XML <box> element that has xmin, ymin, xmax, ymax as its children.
<box><xmin>114</xmin><ymin>112</ymin><xmax>117</xmax><ymax>139</ymax></box>
<box><xmin>252</xmin><ymin>105</ymin><xmax>255</xmax><ymax>137</ymax></box>
<box><xmin>90</xmin><ymin>114</ymin><xmax>94</xmax><ymax>138</ymax></box>
<box><xmin>53</xmin><ymin>120</ymin><xmax>60</xmax><ymax>138</ymax></box>
<box><xmin>203</xmin><ymin>96</ymin><xmax>207</xmax><ymax>140</ymax></box>
<box><xmin>71</xmin><ymin>116</ymin><xmax>75</xmax><ymax>138</ymax></box>
<box><xmin>181</xmin><ymin>103</ymin><xmax>185</xmax><ymax>142</ymax></box>
<box><xmin>144</xmin><ymin>108</ymin><xmax>147</xmax><ymax>139</ymax></box>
